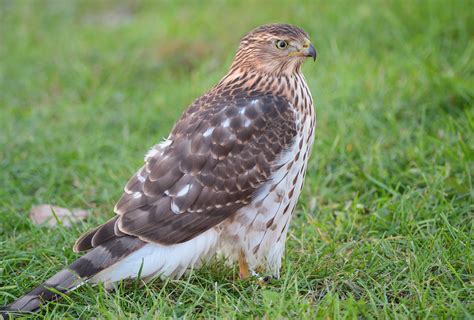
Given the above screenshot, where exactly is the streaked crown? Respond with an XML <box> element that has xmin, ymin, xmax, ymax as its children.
<box><xmin>230</xmin><ymin>24</ymin><xmax>316</xmax><ymax>76</ymax></box>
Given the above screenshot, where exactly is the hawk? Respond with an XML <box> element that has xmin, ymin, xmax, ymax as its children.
<box><xmin>2</xmin><ymin>23</ymin><xmax>317</xmax><ymax>314</ymax></box>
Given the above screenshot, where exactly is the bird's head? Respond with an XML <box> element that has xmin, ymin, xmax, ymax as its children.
<box><xmin>230</xmin><ymin>24</ymin><xmax>316</xmax><ymax>76</ymax></box>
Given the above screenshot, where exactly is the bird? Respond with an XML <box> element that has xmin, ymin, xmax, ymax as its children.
<box><xmin>2</xmin><ymin>23</ymin><xmax>317</xmax><ymax>315</ymax></box>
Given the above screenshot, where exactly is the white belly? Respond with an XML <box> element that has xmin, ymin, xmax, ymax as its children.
<box><xmin>217</xmin><ymin>111</ymin><xmax>315</xmax><ymax>276</ymax></box>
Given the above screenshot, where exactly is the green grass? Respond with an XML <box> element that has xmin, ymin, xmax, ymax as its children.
<box><xmin>0</xmin><ymin>0</ymin><xmax>473</xmax><ymax>318</ymax></box>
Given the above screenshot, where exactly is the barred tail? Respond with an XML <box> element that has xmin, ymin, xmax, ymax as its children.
<box><xmin>1</xmin><ymin>236</ymin><xmax>144</xmax><ymax>317</ymax></box>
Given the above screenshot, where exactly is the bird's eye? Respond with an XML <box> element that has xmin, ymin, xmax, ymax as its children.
<box><xmin>275</xmin><ymin>40</ymin><xmax>288</xmax><ymax>50</ymax></box>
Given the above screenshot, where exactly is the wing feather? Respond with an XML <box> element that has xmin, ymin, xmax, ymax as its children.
<box><xmin>75</xmin><ymin>94</ymin><xmax>297</xmax><ymax>251</ymax></box>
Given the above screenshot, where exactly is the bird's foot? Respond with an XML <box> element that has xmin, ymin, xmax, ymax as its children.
<box><xmin>238</xmin><ymin>251</ymin><xmax>277</xmax><ymax>284</ymax></box>
<box><xmin>252</xmin><ymin>272</ymin><xmax>276</xmax><ymax>285</ymax></box>
<box><xmin>238</xmin><ymin>250</ymin><xmax>250</xmax><ymax>279</ymax></box>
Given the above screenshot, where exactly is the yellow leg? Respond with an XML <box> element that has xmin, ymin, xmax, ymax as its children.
<box><xmin>239</xmin><ymin>250</ymin><xmax>250</xmax><ymax>279</ymax></box>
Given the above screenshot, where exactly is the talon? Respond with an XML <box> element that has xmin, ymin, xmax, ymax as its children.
<box><xmin>254</xmin><ymin>274</ymin><xmax>275</xmax><ymax>285</ymax></box>
<box><xmin>262</xmin><ymin>275</ymin><xmax>274</xmax><ymax>283</ymax></box>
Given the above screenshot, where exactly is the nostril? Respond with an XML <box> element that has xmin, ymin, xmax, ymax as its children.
<box><xmin>302</xmin><ymin>44</ymin><xmax>309</xmax><ymax>48</ymax></box>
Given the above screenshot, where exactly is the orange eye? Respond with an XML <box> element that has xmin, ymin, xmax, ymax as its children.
<box><xmin>275</xmin><ymin>40</ymin><xmax>288</xmax><ymax>50</ymax></box>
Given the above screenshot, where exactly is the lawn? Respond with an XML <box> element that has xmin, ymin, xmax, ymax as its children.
<box><xmin>0</xmin><ymin>0</ymin><xmax>472</xmax><ymax>318</ymax></box>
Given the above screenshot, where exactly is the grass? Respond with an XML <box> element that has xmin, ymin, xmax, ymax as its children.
<box><xmin>0</xmin><ymin>0</ymin><xmax>472</xmax><ymax>318</ymax></box>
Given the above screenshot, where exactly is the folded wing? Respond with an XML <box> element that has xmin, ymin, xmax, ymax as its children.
<box><xmin>74</xmin><ymin>94</ymin><xmax>297</xmax><ymax>252</ymax></box>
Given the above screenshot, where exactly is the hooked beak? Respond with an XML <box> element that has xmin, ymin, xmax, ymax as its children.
<box><xmin>288</xmin><ymin>40</ymin><xmax>317</xmax><ymax>61</ymax></box>
<box><xmin>303</xmin><ymin>43</ymin><xmax>317</xmax><ymax>61</ymax></box>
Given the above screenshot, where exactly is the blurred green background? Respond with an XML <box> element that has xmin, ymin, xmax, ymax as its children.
<box><xmin>0</xmin><ymin>0</ymin><xmax>472</xmax><ymax>318</ymax></box>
